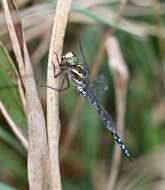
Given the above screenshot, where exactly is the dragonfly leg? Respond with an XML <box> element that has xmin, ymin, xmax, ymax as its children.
<box><xmin>60</xmin><ymin>73</ymin><xmax>70</xmax><ymax>91</ymax></box>
<box><xmin>51</xmin><ymin>55</ymin><xmax>70</xmax><ymax>78</ymax></box>
<box><xmin>41</xmin><ymin>73</ymin><xmax>70</xmax><ymax>92</ymax></box>
<box><xmin>51</xmin><ymin>60</ymin><xmax>64</xmax><ymax>78</ymax></box>
<box><xmin>53</xmin><ymin>51</ymin><xmax>61</xmax><ymax>65</ymax></box>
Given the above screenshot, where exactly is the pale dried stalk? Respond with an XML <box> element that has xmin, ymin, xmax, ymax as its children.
<box><xmin>105</xmin><ymin>36</ymin><xmax>129</xmax><ymax>190</ymax></box>
<box><xmin>24</xmin><ymin>41</ymin><xmax>49</xmax><ymax>190</ymax></box>
<box><xmin>47</xmin><ymin>0</ymin><xmax>73</xmax><ymax>189</ymax></box>
<box><xmin>2</xmin><ymin>1</ymin><xmax>49</xmax><ymax>189</ymax></box>
<box><xmin>16</xmin><ymin>75</ymin><xmax>26</xmax><ymax>113</ymax></box>
<box><xmin>0</xmin><ymin>101</ymin><xmax>28</xmax><ymax>149</ymax></box>
<box><xmin>103</xmin><ymin>2</ymin><xmax>129</xmax><ymax>188</ymax></box>
<box><xmin>1</xmin><ymin>1</ymin><xmax>25</xmax><ymax>77</ymax></box>
<box><xmin>152</xmin><ymin>0</ymin><xmax>165</xmax><ymax>92</ymax></box>
<box><xmin>152</xmin><ymin>98</ymin><xmax>165</xmax><ymax>125</ymax></box>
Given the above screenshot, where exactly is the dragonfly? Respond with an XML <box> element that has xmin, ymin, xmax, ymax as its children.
<box><xmin>45</xmin><ymin>45</ymin><xmax>131</xmax><ymax>160</ymax></box>
<box><xmin>0</xmin><ymin>42</ymin><xmax>131</xmax><ymax>159</ymax></box>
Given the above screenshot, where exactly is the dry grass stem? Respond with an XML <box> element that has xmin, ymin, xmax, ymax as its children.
<box><xmin>0</xmin><ymin>101</ymin><xmax>28</xmax><ymax>149</ymax></box>
<box><xmin>47</xmin><ymin>0</ymin><xmax>73</xmax><ymax>189</ymax></box>
<box><xmin>1</xmin><ymin>1</ymin><xmax>25</xmax><ymax>77</ymax></box>
<box><xmin>16</xmin><ymin>76</ymin><xmax>26</xmax><ymax>113</ymax></box>
<box><xmin>92</xmin><ymin>162</ymin><xmax>107</xmax><ymax>190</ymax></box>
<box><xmin>105</xmin><ymin>36</ymin><xmax>129</xmax><ymax>190</ymax></box>
<box><xmin>1</xmin><ymin>0</ymin><xmax>49</xmax><ymax>189</ymax></box>
<box><xmin>103</xmin><ymin>3</ymin><xmax>128</xmax><ymax>187</ymax></box>
<box><xmin>153</xmin><ymin>0</ymin><xmax>165</xmax><ymax>92</ymax></box>
<box><xmin>152</xmin><ymin>98</ymin><xmax>165</xmax><ymax>125</ymax></box>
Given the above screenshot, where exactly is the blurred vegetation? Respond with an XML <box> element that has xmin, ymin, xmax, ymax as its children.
<box><xmin>0</xmin><ymin>0</ymin><xmax>165</xmax><ymax>189</ymax></box>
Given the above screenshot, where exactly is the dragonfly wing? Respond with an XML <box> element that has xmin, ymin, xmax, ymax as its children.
<box><xmin>89</xmin><ymin>74</ymin><xmax>108</xmax><ymax>101</ymax></box>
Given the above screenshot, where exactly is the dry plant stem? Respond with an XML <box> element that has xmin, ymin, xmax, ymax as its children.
<box><xmin>104</xmin><ymin>3</ymin><xmax>129</xmax><ymax>189</ymax></box>
<box><xmin>105</xmin><ymin>36</ymin><xmax>129</xmax><ymax>190</ymax></box>
<box><xmin>24</xmin><ymin>44</ymin><xmax>49</xmax><ymax>190</ymax></box>
<box><xmin>92</xmin><ymin>162</ymin><xmax>107</xmax><ymax>190</ymax></box>
<box><xmin>106</xmin><ymin>85</ymin><xmax>127</xmax><ymax>190</ymax></box>
<box><xmin>1</xmin><ymin>1</ymin><xmax>25</xmax><ymax>77</ymax></box>
<box><xmin>17</xmin><ymin>76</ymin><xmax>26</xmax><ymax>113</ymax></box>
<box><xmin>0</xmin><ymin>101</ymin><xmax>28</xmax><ymax>149</ymax></box>
<box><xmin>47</xmin><ymin>0</ymin><xmax>72</xmax><ymax>189</ymax></box>
<box><xmin>2</xmin><ymin>1</ymin><xmax>49</xmax><ymax>189</ymax></box>
<box><xmin>153</xmin><ymin>0</ymin><xmax>165</xmax><ymax>92</ymax></box>
<box><xmin>152</xmin><ymin>98</ymin><xmax>165</xmax><ymax>124</ymax></box>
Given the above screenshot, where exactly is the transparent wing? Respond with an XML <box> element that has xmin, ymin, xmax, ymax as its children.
<box><xmin>89</xmin><ymin>74</ymin><xmax>108</xmax><ymax>101</ymax></box>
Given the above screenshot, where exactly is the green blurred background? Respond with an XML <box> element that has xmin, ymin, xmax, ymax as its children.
<box><xmin>0</xmin><ymin>0</ymin><xmax>165</xmax><ymax>189</ymax></box>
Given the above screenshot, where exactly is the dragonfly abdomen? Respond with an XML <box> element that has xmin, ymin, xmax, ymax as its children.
<box><xmin>85</xmin><ymin>89</ymin><xmax>131</xmax><ymax>159</ymax></box>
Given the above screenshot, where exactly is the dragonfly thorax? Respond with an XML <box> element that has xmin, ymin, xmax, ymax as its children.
<box><xmin>71</xmin><ymin>65</ymin><xmax>86</xmax><ymax>87</ymax></box>
<box><xmin>62</xmin><ymin>52</ymin><xmax>88</xmax><ymax>93</ymax></box>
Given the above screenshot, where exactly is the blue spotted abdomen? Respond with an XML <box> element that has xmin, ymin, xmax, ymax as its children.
<box><xmin>83</xmin><ymin>88</ymin><xmax>130</xmax><ymax>159</ymax></box>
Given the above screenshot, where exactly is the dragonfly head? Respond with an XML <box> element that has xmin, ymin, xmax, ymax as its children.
<box><xmin>62</xmin><ymin>52</ymin><xmax>88</xmax><ymax>89</ymax></box>
<box><xmin>62</xmin><ymin>52</ymin><xmax>79</xmax><ymax>65</ymax></box>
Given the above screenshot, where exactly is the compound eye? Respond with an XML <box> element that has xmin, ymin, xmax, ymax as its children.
<box><xmin>73</xmin><ymin>56</ymin><xmax>79</xmax><ymax>64</ymax></box>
